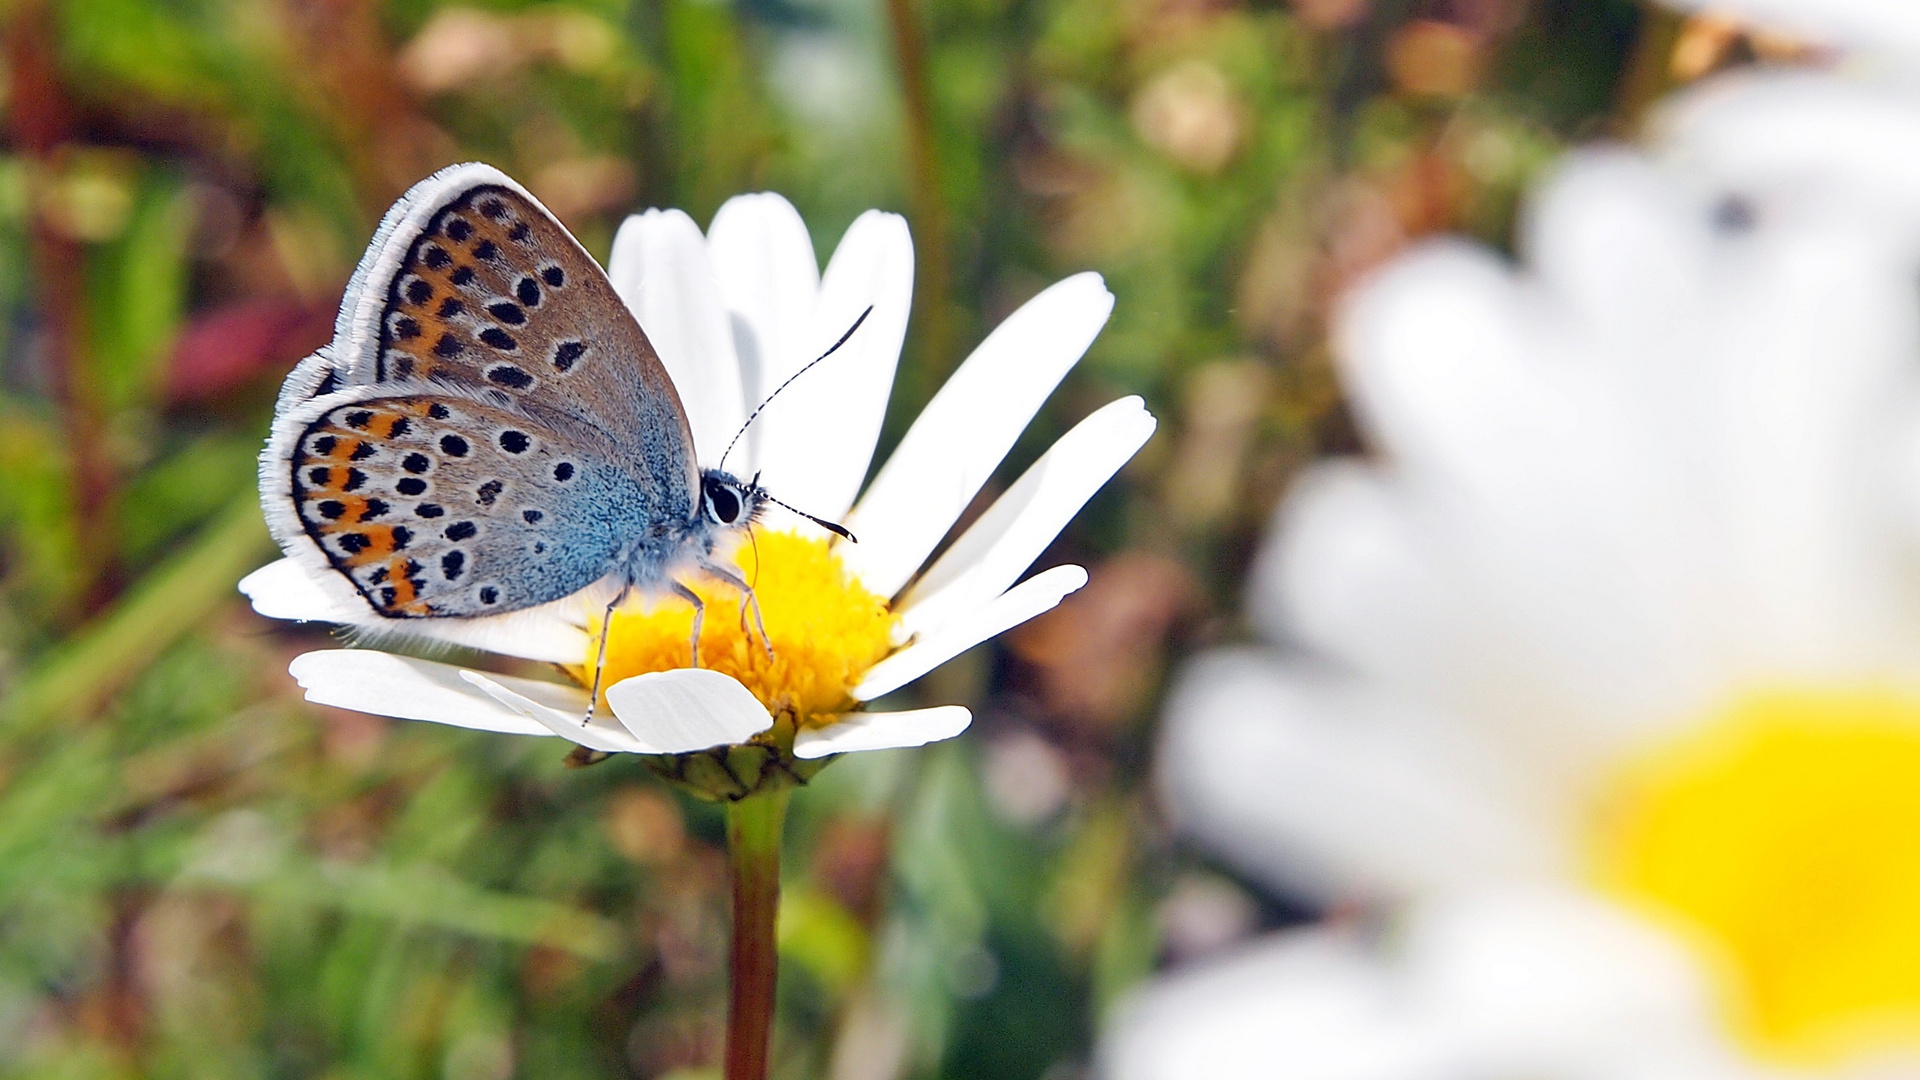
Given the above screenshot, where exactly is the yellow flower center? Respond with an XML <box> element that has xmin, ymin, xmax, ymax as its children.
<box><xmin>575</xmin><ymin>530</ymin><xmax>896</xmax><ymax>729</ymax></box>
<box><xmin>1593</xmin><ymin>686</ymin><xmax>1920</xmax><ymax>1066</ymax></box>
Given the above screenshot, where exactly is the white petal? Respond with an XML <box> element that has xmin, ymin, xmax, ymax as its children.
<box><xmin>1156</xmin><ymin>649</ymin><xmax>1564</xmax><ymax>903</ymax></box>
<box><xmin>751</xmin><ymin>211</ymin><xmax>915</xmax><ymax>520</ymax></box>
<box><xmin>853</xmin><ymin>564</ymin><xmax>1088</xmax><ymax>700</ymax></box>
<box><xmin>460</xmin><ymin>670</ymin><xmax>647</xmax><ymax>753</ymax></box>
<box><xmin>1104</xmin><ymin>894</ymin><xmax>1744</xmax><ymax>1080</ymax></box>
<box><xmin>1402</xmin><ymin>887</ymin><xmax>1718</xmax><ymax>1067</ymax></box>
<box><xmin>793</xmin><ymin>705</ymin><xmax>971</xmax><ymax>759</ymax></box>
<box><xmin>287</xmin><ymin>650</ymin><xmax>560</xmax><ymax>736</ymax></box>
<box><xmin>1653</xmin><ymin>0</ymin><xmax>1920</xmax><ymax>59</ymax></box>
<box><xmin>1333</xmin><ymin>242</ymin><xmax>1717</xmax><ymax>736</ymax></box>
<box><xmin>1659</xmin><ymin>73</ymin><xmax>1920</xmax><ymax>231</ymax></box>
<box><xmin>241</xmin><ymin>558</ymin><xmax>591</xmax><ymax>665</ymax></box>
<box><xmin>1520</xmin><ymin>149</ymin><xmax>1711</xmax><ymax>348</ymax></box>
<box><xmin>604</xmin><ymin>668</ymin><xmax>773</xmax><ymax>753</ymax></box>
<box><xmin>896</xmin><ymin>397</ymin><xmax>1155</xmax><ymax>639</ymax></box>
<box><xmin>707</xmin><ymin>192</ymin><xmax>821</xmax><ymax>418</ymax></box>
<box><xmin>1101</xmin><ymin>930</ymin><xmax>1446</xmax><ymax>1080</ymax></box>
<box><xmin>608</xmin><ymin>209</ymin><xmax>746</xmax><ymax>465</ymax></box>
<box><xmin>241</xmin><ymin>557</ymin><xmax>360</xmax><ymax>622</ymax></box>
<box><xmin>840</xmin><ymin>272</ymin><xmax>1114</xmax><ymax>597</ymax></box>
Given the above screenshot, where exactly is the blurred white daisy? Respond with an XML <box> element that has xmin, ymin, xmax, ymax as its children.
<box><xmin>241</xmin><ymin>194</ymin><xmax>1153</xmax><ymax>768</ymax></box>
<box><xmin>1109</xmin><ymin>76</ymin><xmax>1920</xmax><ymax>1078</ymax></box>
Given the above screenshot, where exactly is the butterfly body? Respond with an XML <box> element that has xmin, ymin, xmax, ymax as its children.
<box><xmin>261</xmin><ymin>164</ymin><xmax>767</xmax><ymax>638</ymax></box>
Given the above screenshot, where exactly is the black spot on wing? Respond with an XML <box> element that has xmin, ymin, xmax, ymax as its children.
<box><xmin>486</xmin><ymin>364</ymin><xmax>532</xmax><ymax>389</ymax></box>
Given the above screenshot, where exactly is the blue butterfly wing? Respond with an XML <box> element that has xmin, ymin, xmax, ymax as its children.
<box><xmin>276</xmin><ymin>388</ymin><xmax>645</xmax><ymax>618</ymax></box>
<box><xmin>265</xmin><ymin>163</ymin><xmax>705</xmax><ymax>620</ymax></box>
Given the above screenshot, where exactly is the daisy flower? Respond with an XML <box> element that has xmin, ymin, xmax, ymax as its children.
<box><xmin>1107</xmin><ymin>77</ymin><xmax>1920</xmax><ymax>1078</ymax></box>
<box><xmin>241</xmin><ymin>193</ymin><xmax>1154</xmax><ymax>784</ymax></box>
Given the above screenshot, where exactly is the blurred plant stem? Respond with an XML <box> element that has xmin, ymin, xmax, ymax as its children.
<box><xmin>8</xmin><ymin>0</ymin><xmax>119</xmax><ymax>614</ymax></box>
<box><xmin>884</xmin><ymin>0</ymin><xmax>955</xmax><ymax>391</ymax></box>
<box><xmin>726</xmin><ymin>784</ymin><xmax>791</xmax><ymax>1080</ymax></box>
<box><xmin>1612</xmin><ymin>4</ymin><xmax>1683</xmax><ymax>135</ymax></box>
<box><xmin>2</xmin><ymin>493</ymin><xmax>273</xmax><ymax>736</ymax></box>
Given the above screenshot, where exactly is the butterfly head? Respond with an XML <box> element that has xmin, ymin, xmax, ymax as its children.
<box><xmin>700</xmin><ymin>469</ymin><xmax>764</xmax><ymax>530</ymax></box>
<box><xmin>700</xmin><ymin>468</ymin><xmax>856</xmax><ymax>543</ymax></box>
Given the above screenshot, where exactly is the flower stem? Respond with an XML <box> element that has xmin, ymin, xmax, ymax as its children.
<box><xmin>725</xmin><ymin>785</ymin><xmax>790</xmax><ymax>1080</ymax></box>
<box><xmin>883</xmin><ymin>0</ymin><xmax>955</xmax><ymax>389</ymax></box>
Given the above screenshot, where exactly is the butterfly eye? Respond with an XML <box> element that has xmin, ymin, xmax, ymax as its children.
<box><xmin>705</xmin><ymin>480</ymin><xmax>742</xmax><ymax>525</ymax></box>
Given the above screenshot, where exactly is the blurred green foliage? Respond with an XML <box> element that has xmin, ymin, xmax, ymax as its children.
<box><xmin>0</xmin><ymin>0</ymin><xmax>1657</xmax><ymax>1075</ymax></box>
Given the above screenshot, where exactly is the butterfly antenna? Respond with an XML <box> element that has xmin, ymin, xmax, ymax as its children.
<box><xmin>758</xmin><ymin>489</ymin><xmax>857</xmax><ymax>543</ymax></box>
<box><xmin>719</xmin><ymin>306</ymin><xmax>875</xmax><ymax>471</ymax></box>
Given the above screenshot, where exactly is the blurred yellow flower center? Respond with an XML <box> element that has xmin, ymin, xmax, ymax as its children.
<box><xmin>577</xmin><ymin>530</ymin><xmax>895</xmax><ymax>730</ymax></box>
<box><xmin>1593</xmin><ymin>687</ymin><xmax>1920</xmax><ymax>1066</ymax></box>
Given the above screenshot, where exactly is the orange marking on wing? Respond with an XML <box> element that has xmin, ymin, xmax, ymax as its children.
<box><xmin>334</xmin><ymin>495</ymin><xmax>373</xmax><ymax>523</ymax></box>
<box><xmin>343</xmin><ymin>527</ymin><xmax>399</xmax><ymax>567</ymax></box>
<box><xmin>385</xmin><ymin>558</ymin><xmax>418</xmax><ymax>606</ymax></box>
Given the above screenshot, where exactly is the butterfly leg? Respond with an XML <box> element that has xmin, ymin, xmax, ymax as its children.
<box><xmin>672</xmin><ymin>580</ymin><xmax>705</xmax><ymax>668</ymax></box>
<box><xmin>583</xmin><ymin>584</ymin><xmax>631</xmax><ymax>726</ymax></box>
<box><xmin>701</xmin><ymin>559</ymin><xmax>773</xmax><ymax>659</ymax></box>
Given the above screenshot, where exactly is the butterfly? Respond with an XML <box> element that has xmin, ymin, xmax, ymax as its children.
<box><xmin>261</xmin><ymin>162</ymin><xmax>855</xmax><ymax>712</ymax></box>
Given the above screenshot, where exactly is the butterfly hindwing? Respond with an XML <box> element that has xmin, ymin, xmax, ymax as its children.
<box><xmin>287</xmin><ymin>390</ymin><xmax>640</xmax><ymax>618</ymax></box>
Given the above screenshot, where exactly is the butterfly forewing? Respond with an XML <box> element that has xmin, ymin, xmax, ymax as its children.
<box><xmin>289</xmin><ymin>391</ymin><xmax>637</xmax><ymax>618</ymax></box>
<box><xmin>355</xmin><ymin>174</ymin><xmax>695</xmax><ymax>483</ymax></box>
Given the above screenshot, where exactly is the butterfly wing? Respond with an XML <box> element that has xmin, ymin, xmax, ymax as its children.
<box><xmin>268</xmin><ymin>387</ymin><xmax>645</xmax><ymax>618</ymax></box>
<box><xmin>264</xmin><ymin>163</ymin><xmax>705</xmax><ymax>623</ymax></box>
